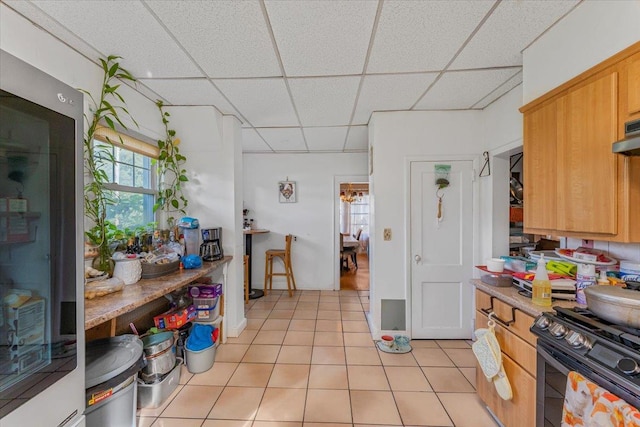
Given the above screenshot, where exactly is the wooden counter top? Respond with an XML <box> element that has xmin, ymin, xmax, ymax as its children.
<box><xmin>470</xmin><ymin>278</ymin><xmax>584</xmax><ymax>318</ymax></box>
<box><xmin>85</xmin><ymin>256</ymin><xmax>232</xmax><ymax>330</ymax></box>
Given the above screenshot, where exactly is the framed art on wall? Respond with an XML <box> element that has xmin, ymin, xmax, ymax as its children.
<box><xmin>279</xmin><ymin>181</ymin><xmax>296</xmax><ymax>203</ymax></box>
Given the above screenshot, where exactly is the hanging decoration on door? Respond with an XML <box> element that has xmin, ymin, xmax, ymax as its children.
<box><xmin>434</xmin><ymin>164</ymin><xmax>451</xmax><ymax>224</ymax></box>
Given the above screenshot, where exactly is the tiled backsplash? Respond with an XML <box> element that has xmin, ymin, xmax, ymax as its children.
<box><xmin>565</xmin><ymin>238</ymin><xmax>640</xmax><ymax>263</ymax></box>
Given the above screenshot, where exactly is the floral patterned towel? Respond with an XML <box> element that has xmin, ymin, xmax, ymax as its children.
<box><xmin>562</xmin><ymin>371</ymin><xmax>640</xmax><ymax>426</ymax></box>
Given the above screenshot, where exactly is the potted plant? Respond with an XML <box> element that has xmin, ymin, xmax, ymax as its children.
<box><xmin>81</xmin><ymin>55</ymin><xmax>137</xmax><ymax>275</ymax></box>
<box><xmin>153</xmin><ymin>100</ymin><xmax>189</xmax><ymax>229</ymax></box>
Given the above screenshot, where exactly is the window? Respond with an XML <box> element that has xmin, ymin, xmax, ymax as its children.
<box><xmin>93</xmin><ymin>128</ymin><xmax>158</xmax><ymax>230</ymax></box>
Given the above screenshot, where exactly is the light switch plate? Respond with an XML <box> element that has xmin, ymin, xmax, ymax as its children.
<box><xmin>383</xmin><ymin>228</ymin><xmax>392</xmax><ymax>241</ymax></box>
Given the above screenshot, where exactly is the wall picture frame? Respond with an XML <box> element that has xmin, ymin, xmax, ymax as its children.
<box><xmin>279</xmin><ymin>181</ymin><xmax>296</xmax><ymax>203</ymax></box>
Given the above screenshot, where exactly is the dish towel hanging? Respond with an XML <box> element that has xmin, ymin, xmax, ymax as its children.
<box><xmin>472</xmin><ymin>314</ymin><xmax>513</xmax><ymax>400</ymax></box>
<box><xmin>562</xmin><ymin>371</ymin><xmax>640</xmax><ymax>427</ymax></box>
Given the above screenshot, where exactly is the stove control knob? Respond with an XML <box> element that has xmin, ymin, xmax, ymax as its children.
<box><xmin>549</xmin><ymin>322</ymin><xmax>568</xmax><ymax>339</ymax></box>
<box><xmin>565</xmin><ymin>331</ymin><xmax>590</xmax><ymax>349</ymax></box>
<box><xmin>535</xmin><ymin>316</ymin><xmax>552</xmax><ymax>330</ymax></box>
<box><xmin>617</xmin><ymin>358</ymin><xmax>640</xmax><ymax>375</ymax></box>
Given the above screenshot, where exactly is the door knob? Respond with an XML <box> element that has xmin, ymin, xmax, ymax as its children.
<box><xmin>414</xmin><ymin>255</ymin><xmax>421</xmax><ymax>262</ymax></box>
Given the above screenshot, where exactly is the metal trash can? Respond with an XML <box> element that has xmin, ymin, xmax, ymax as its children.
<box><xmin>85</xmin><ymin>335</ymin><xmax>145</xmax><ymax>427</ymax></box>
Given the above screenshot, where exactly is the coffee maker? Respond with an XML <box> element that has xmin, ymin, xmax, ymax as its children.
<box><xmin>200</xmin><ymin>227</ymin><xmax>223</xmax><ymax>261</ymax></box>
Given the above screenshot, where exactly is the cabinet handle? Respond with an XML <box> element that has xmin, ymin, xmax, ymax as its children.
<box><xmin>480</xmin><ymin>296</ymin><xmax>517</xmax><ymax>327</ymax></box>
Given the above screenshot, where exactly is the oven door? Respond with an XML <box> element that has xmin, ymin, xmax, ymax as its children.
<box><xmin>536</xmin><ymin>341</ymin><xmax>640</xmax><ymax>427</ymax></box>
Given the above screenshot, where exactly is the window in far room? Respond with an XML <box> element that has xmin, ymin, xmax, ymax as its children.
<box><xmin>92</xmin><ymin>127</ymin><xmax>158</xmax><ymax>230</ymax></box>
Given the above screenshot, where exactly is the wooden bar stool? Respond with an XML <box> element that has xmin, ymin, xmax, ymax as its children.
<box><xmin>244</xmin><ymin>255</ymin><xmax>249</xmax><ymax>304</ymax></box>
<box><xmin>264</xmin><ymin>234</ymin><xmax>297</xmax><ymax>297</ymax></box>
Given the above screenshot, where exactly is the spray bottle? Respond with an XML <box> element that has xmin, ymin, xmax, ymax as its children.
<box><xmin>532</xmin><ymin>254</ymin><xmax>552</xmax><ymax>306</ymax></box>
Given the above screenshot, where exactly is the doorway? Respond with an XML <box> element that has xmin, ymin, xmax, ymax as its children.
<box><xmin>339</xmin><ymin>182</ymin><xmax>370</xmax><ymax>291</ymax></box>
<box><xmin>333</xmin><ymin>175</ymin><xmax>369</xmax><ymax>291</ymax></box>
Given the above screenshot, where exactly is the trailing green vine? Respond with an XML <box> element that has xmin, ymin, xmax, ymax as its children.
<box><xmin>80</xmin><ymin>55</ymin><xmax>137</xmax><ymax>273</ymax></box>
<box><xmin>154</xmin><ymin>100</ymin><xmax>188</xmax><ymax>223</ymax></box>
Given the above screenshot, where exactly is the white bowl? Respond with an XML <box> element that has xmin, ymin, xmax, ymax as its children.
<box><xmin>486</xmin><ymin>258</ymin><xmax>505</xmax><ymax>273</ymax></box>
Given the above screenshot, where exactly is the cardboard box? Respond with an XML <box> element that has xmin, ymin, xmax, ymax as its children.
<box><xmin>188</xmin><ymin>284</ymin><xmax>223</xmax><ymax>299</ymax></box>
<box><xmin>0</xmin><ymin>214</ymin><xmax>31</xmax><ymax>242</ymax></box>
<box><xmin>0</xmin><ymin>198</ymin><xmax>28</xmax><ymax>213</ymax></box>
<box><xmin>153</xmin><ymin>305</ymin><xmax>196</xmax><ymax>330</ymax></box>
<box><xmin>6</xmin><ymin>298</ymin><xmax>46</xmax><ymax>359</ymax></box>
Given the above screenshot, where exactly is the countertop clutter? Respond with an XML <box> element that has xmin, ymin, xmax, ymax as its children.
<box><xmin>471</xmin><ymin>279</ymin><xmax>581</xmax><ymax>318</ymax></box>
<box><xmin>85</xmin><ymin>256</ymin><xmax>231</xmax><ymax>330</ymax></box>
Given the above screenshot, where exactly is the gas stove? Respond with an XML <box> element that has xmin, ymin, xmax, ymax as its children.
<box><xmin>531</xmin><ymin>307</ymin><xmax>640</xmax><ymax>391</ymax></box>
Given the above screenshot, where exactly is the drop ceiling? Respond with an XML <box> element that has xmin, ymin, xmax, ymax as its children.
<box><xmin>4</xmin><ymin>0</ymin><xmax>580</xmax><ymax>153</ymax></box>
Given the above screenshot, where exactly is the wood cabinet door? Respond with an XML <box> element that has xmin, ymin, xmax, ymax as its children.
<box><xmin>475</xmin><ymin>336</ymin><xmax>536</xmax><ymax>427</ymax></box>
<box><xmin>626</xmin><ymin>52</ymin><xmax>640</xmax><ymax>117</ymax></box>
<box><xmin>556</xmin><ymin>72</ymin><xmax>618</xmax><ymax>234</ymax></box>
<box><xmin>523</xmin><ymin>101</ymin><xmax>557</xmax><ymax>231</ymax></box>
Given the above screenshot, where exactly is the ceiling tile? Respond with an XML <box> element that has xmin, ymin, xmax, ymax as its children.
<box><xmin>264</xmin><ymin>0</ymin><xmax>377</xmax><ymax>76</ymax></box>
<box><xmin>139</xmin><ymin>79</ymin><xmax>238</xmax><ymax>114</ymax></box>
<box><xmin>303</xmin><ymin>127</ymin><xmax>348</xmax><ymax>152</ymax></box>
<box><xmin>451</xmin><ymin>0</ymin><xmax>579</xmax><ymax>69</ymax></box>
<box><xmin>256</xmin><ymin>128</ymin><xmax>307</xmax><ymax>152</ymax></box>
<box><xmin>147</xmin><ymin>0</ymin><xmax>281</xmax><ymax>78</ymax></box>
<box><xmin>29</xmin><ymin>0</ymin><xmax>203</xmax><ymax>78</ymax></box>
<box><xmin>473</xmin><ymin>71</ymin><xmax>523</xmax><ymax>109</ymax></box>
<box><xmin>242</xmin><ymin>128</ymin><xmax>273</xmax><ymax>152</ymax></box>
<box><xmin>214</xmin><ymin>78</ymin><xmax>298</xmax><ymax>127</ymax></box>
<box><xmin>367</xmin><ymin>0</ymin><xmax>495</xmax><ymax>73</ymax></box>
<box><xmin>345</xmin><ymin>126</ymin><xmax>368</xmax><ymax>151</ymax></box>
<box><xmin>288</xmin><ymin>76</ymin><xmax>360</xmax><ymax>126</ymax></box>
<box><xmin>414</xmin><ymin>68</ymin><xmax>521</xmax><ymax>110</ymax></box>
<box><xmin>352</xmin><ymin>73</ymin><xmax>438</xmax><ymax>124</ymax></box>
<box><xmin>4</xmin><ymin>0</ymin><xmax>103</xmax><ymax>60</ymax></box>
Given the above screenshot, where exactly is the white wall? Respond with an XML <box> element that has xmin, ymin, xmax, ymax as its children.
<box><xmin>523</xmin><ymin>0</ymin><xmax>640</xmax><ymax>104</ymax></box>
<box><xmin>368</xmin><ymin>110</ymin><xmax>484</xmax><ymax>335</ymax></box>
<box><xmin>165</xmin><ymin>107</ymin><xmax>246</xmax><ymax>336</ymax></box>
<box><xmin>243</xmin><ymin>153</ymin><xmax>368</xmax><ymax>291</ymax></box>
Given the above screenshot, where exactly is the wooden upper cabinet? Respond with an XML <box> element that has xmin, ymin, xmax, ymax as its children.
<box><xmin>556</xmin><ymin>72</ymin><xmax>618</xmax><ymax>234</ymax></box>
<box><xmin>624</xmin><ymin>52</ymin><xmax>640</xmax><ymax>118</ymax></box>
<box><xmin>523</xmin><ymin>101</ymin><xmax>557</xmax><ymax>231</ymax></box>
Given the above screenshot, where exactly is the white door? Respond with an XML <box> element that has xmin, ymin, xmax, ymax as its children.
<box><xmin>410</xmin><ymin>160</ymin><xmax>474</xmax><ymax>339</ymax></box>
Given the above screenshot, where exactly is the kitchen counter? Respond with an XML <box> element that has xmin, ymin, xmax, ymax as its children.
<box><xmin>471</xmin><ymin>278</ymin><xmax>583</xmax><ymax>318</ymax></box>
<box><xmin>85</xmin><ymin>256</ymin><xmax>232</xmax><ymax>330</ymax></box>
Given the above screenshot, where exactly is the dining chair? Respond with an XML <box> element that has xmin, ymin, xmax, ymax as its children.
<box><xmin>264</xmin><ymin>234</ymin><xmax>297</xmax><ymax>297</ymax></box>
<box><xmin>340</xmin><ymin>233</ymin><xmax>358</xmax><ymax>271</ymax></box>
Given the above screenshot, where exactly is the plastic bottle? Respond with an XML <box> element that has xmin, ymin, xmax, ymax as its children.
<box><xmin>532</xmin><ymin>255</ymin><xmax>552</xmax><ymax>306</ymax></box>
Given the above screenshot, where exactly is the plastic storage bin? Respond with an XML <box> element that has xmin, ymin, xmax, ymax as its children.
<box><xmin>137</xmin><ymin>358</ymin><xmax>182</xmax><ymax>409</ymax></box>
<box><xmin>193</xmin><ymin>296</ymin><xmax>219</xmax><ymax>321</ymax></box>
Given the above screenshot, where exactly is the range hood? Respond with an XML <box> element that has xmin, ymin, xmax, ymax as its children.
<box><xmin>613</xmin><ymin>119</ymin><xmax>640</xmax><ymax>156</ymax></box>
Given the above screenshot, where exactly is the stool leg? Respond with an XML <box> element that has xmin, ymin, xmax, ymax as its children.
<box><xmin>287</xmin><ymin>255</ymin><xmax>296</xmax><ymax>290</ymax></box>
<box><xmin>244</xmin><ymin>256</ymin><xmax>249</xmax><ymax>304</ymax></box>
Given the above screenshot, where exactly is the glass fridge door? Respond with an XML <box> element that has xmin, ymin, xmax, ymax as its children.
<box><xmin>0</xmin><ymin>88</ymin><xmax>78</xmax><ymax>413</ymax></box>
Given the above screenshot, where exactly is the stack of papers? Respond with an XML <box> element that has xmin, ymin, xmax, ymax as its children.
<box><xmin>512</xmin><ymin>277</ymin><xmax>577</xmax><ymax>300</ymax></box>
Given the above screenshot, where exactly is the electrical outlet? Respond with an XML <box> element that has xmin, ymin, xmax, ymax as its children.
<box><xmin>383</xmin><ymin>228</ymin><xmax>392</xmax><ymax>241</ymax></box>
<box><xmin>293</xmin><ymin>236</ymin><xmax>297</xmax><ymax>241</ymax></box>
<box><xmin>582</xmin><ymin>239</ymin><xmax>593</xmax><ymax>248</ymax></box>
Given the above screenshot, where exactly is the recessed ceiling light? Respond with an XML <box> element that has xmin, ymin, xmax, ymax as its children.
<box><xmin>146</xmin><ymin>71</ymin><xmax>153</xmax><ymax>78</ymax></box>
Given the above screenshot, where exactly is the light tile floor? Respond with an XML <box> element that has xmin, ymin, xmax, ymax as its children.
<box><xmin>137</xmin><ymin>289</ymin><xmax>499</xmax><ymax>427</ymax></box>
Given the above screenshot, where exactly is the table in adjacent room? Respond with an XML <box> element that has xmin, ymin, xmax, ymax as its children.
<box><xmin>243</xmin><ymin>229</ymin><xmax>270</xmax><ymax>299</ymax></box>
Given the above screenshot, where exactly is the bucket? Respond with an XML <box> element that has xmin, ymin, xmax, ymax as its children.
<box><xmin>184</xmin><ymin>344</ymin><xmax>216</xmax><ymax>374</ymax></box>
